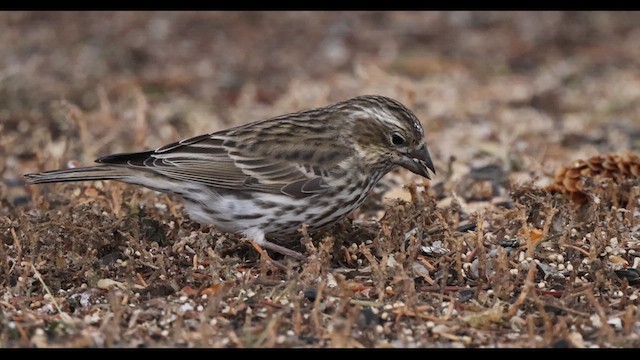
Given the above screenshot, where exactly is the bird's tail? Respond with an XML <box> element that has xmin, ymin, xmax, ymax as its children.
<box><xmin>24</xmin><ymin>166</ymin><xmax>130</xmax><ymax>185</ymax></box>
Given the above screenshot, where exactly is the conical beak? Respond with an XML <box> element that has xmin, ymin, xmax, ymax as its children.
<box><xmin>397</xmin><ymin>144</ymin><xmax>436</xmax><ymax>179</ymax></box>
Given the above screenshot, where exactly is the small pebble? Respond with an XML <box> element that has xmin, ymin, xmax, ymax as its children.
<box><xmin>610</xmin><ymin>237</ymin><xmax>619</xmax><ymax>247</ymax></box>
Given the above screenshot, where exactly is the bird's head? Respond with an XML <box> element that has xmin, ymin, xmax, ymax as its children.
<box><xmin>344</xmin><ymin>95</ymin><xmax>435</xmax><ymax>179</ymax></box>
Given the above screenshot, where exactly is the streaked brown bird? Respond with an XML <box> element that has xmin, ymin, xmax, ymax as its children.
<box><xmin>25</xmin><ymin>95</ymin><xmax>435</xmax><ymax>260</ymax></box>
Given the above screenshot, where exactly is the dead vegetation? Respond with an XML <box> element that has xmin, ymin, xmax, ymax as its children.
<box><xmin>1</xmin><ymin>11</ymin><xmax>640</xmax><ymax>348</ymax></box>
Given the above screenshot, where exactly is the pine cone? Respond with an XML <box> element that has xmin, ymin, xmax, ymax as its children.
<box><xmin>550</xmin><ymin>152</ymin><xmax>640</xmax><ymax>204</ymax></box>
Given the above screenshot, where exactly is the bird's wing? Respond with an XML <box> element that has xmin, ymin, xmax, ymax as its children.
<box><xmin>96</xmin><ymin>118</ymin><xmax>352</xmax><ymax>199</ymax></box>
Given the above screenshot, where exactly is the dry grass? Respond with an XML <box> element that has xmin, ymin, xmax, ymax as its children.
<box><xmin>1</xmin><ymin>11</ymin><xmax>640</xmax><ymax>348</ymax></box>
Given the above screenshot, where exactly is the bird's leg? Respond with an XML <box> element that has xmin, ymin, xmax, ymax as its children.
<box><xmin>249</xmin><ymin>241</ymin><xmax>288</xmax><ymax>270</ymax></box>
<box><xmin>245</xmin><ymin>230</ymin><xmax>306</xmax><ymax>264</ymax></box>
<box><xmin>249</xmin><ymin>241</ymin><xmax>307</xmax><ymax>270</ymax></box>
<box><xmin>260</xmin><ymin>240</ymin><xmax>307</xmax><ymax>261</ymax></box>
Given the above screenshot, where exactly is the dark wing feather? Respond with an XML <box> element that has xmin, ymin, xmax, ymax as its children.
<box><xmin>96</xmin><ymin>116</ymin><xmax>351</xmax><ymax>199</ymax></box>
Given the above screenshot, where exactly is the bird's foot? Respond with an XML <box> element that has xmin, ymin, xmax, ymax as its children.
<box><xmin>260</xmin><ymin>240</ymin><xmax>307</xmax><ymax>262</ymax></box>
<box><xmin>248</xmin><ymin>240</ymin><xmax>306</xmax><ymax>269</ymax></box>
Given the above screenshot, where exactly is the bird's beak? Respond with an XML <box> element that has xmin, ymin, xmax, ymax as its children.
<box><xmin>397</xmin><ymin>144</ymin><xmax>436</xmax><ymax>179</ymax></box>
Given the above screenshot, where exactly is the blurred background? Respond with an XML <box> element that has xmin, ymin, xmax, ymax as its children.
<box><xmin>2</xmin><ymin>11</ymin><xmax>640</xmax><ymax>200</ymax></box>
<box><xmin>2</xmin><ymin>12</ymin><xmax>640</xmax><ymax>348</ymax></box>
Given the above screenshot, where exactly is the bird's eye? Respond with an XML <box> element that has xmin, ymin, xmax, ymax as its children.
<box><xmin>391</xmin><ymin>133</ymin><xmax>405</xmax><ymax>146</ymax></box>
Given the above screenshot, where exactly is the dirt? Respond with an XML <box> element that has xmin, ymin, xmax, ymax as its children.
<box><xmin>1</xmin><ymin>11</ymin><xmax>640</xmax><ymax>348</ymax></box>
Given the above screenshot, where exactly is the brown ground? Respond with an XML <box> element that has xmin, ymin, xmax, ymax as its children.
<box><xmin>1</xmin><ymin>11</ymin><xmax>640</xmax><ymax>348</ymax></box>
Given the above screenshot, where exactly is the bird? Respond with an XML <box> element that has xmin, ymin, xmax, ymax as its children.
<box><xmin>24</xmin><ymin>95</ymin><xmax>435</xmax><ymax>261</ymax></box>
